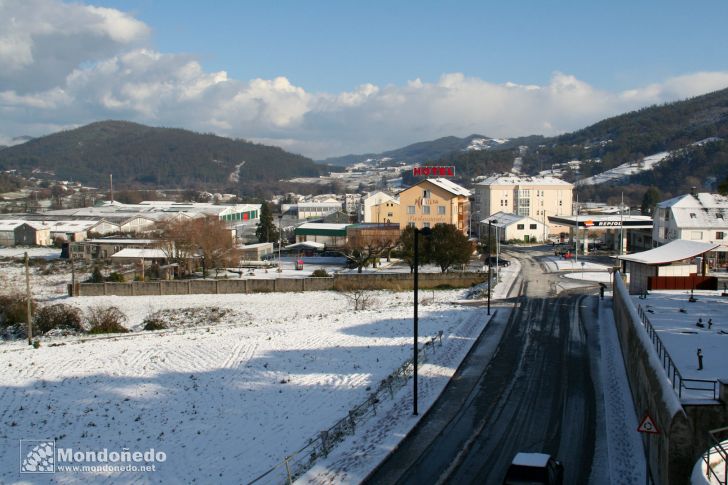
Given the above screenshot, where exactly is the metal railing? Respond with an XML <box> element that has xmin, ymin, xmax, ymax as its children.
<box><xmin>702</xmin><ymin>426</ymin><xmax>728</xmax><ymax>485</ymax></box>
<box><xmin>637</xmin><ymin>304</ymin><xmax>719</xmax><ymax>400</ymax></box>
<box><xmin>247</xmin><ymin>332</ymin><xmax>444</xmax><ymax>485</ymax></box>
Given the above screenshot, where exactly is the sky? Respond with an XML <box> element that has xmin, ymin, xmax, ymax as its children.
<box><xmin>1</xmin><ymin>0</ymin><xmax>728</xmax><ymax>160</ymax></box>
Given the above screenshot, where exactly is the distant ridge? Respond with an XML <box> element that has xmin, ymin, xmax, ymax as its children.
<box><xmin>0</xmin><ymin>120</ymin><xmax>323</xmax><ymax>193</ymax></box>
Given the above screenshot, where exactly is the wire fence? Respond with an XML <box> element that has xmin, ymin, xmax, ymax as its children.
<box><xmin>637</xmin><ymin>304</ymin><xmax>719</xmax><ymax>400</ymax></box>
<box><xmin>247</xmin><ymin>330</ymin><xmax>445</xmax><ymax>485</ymax></box>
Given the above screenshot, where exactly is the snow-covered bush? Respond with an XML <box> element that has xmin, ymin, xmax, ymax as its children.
<box><xmin>86</xmin><ymin>306</ymin><xmax>129</xmax><ymax>334</ymax></box>
<box><xmin>33</xmin><ymin>303</ymin><xmax>83</xmax><ymax>334</ymax></box>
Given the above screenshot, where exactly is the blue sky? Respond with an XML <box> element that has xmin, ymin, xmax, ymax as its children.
<box><xmin>1</xmin><ymin>0</ymin><xmax>728</xmax><ymax>158</ymax></box>
<box><xmin>90</xmin><ymin>0</ymin><xmax>728</xmax><ymax>92</ymax></box>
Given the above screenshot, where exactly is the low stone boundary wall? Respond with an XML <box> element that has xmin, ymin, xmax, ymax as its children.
<box><xmin>70</xmin><ymin>272</ymin><xmax>485</xmax><ymax>297</ymax></box>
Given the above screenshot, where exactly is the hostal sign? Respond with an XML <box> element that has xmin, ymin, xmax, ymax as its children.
<box><xmin>413</xmin><ymin>166</ymin><xmax>455</xmax><ymax>177</ymax></box>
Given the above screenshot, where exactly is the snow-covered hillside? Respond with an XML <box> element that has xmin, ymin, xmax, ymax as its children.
<box><xmin>576</xmin><ymin>152</ymin><xmax>670</xmax><ymax>186</ymax></box>
<box><xmin>465</xmin><ymin>137</ymin><xmax>508</xmax><ymax>151</ymax></box>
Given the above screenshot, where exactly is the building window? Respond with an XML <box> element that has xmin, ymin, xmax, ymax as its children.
<box><xmin>438</xmin><ymin>206</ymin><xmax>446</xmax><ymax>215</ymax></box>
<box><xmin>423</xmin><ymin>222</ymin><xmax>431</xmax><ymax>228</ymax></box>
<box><xmin>530</xmin><ymin>224</ymin><xmax>537</xmax><ymax>229</ymax></box>
<box><xmin>407</xmin><ymin>206</ymin><xmax>416</xmax><ymax>215</ymax></box>
<box><xmin>408</xmin><ymin>222</ymin><xmax>416</xmax><ymax>228</ymax></box>
<box><xmin>517</xmin><ymin>224</ymin><xmax>525</xmax><ymax>230</ymax></box>
<box><xmin>387</xmin><ymin>212</ymin><xmax>393</xmax><ymax>217</ymax></box>
<box><xmin>423</xmin><ymin>189</ymin><xmax>431</xmax><ymax>199</ymax></box>
<box><xmin>422</xmin><ymin>205</ymin><xmax>431</xmax><ymax>215</ymax></box>
<box><xmin>717</xmin><ymin>231</ymin><xmax>725</xmax><ymax>240</ymax></box>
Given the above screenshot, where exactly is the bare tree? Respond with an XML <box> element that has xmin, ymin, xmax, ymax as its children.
<box><xmin>342</xmin><ymin>226</ymin><xmax>398</xmax><ymax>273</ymax></box>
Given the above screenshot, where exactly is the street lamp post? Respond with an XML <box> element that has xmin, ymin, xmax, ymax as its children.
<box><xmin>487</xmin><ymin>220</ymin><xmax>492</xmax><ymax>316</ymax></box>
<box><xmin>277</xmin><ymin>215</ymin><xmax>283</xmax><ymax>272</ymax></box>
<box><xmin>413</xmin><ymin>226</ymin><xmax>431</xmax><ymax>416</ymax></box>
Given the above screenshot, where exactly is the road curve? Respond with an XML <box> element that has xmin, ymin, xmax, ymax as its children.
<box><xmin>364</xmin><ymin>248</ymin><xmax>596</xmax><ymax>485</ymax></box>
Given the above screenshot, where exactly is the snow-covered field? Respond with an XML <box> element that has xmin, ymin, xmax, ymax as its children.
<box><xmin>630</xmin><ymin>290</ymin><xmax>728</xmax><ymax>390</ymax></box>
<box><xmin>1</xmin><ymin>277</ymin><xmax>495</xmax><ymax>484</ymax></box>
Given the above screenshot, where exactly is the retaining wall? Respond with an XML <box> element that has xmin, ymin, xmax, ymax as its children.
<box><xmin>70</xmin><ymin>272</ymin><xmax>483</xmax><ymax>297</ymax></box>
<box><xmin>612</xmin><ymin>272</ymin><xmax>728</xmax><ymax>484</ymax></box>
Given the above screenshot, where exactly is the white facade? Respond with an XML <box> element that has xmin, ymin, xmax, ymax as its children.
<box><xmin>652</xmin><ymin>193</ymin><xmax>728</xmax><ymax>246</ymax></box>
<box><xmin>652</xmin><ymin>193</ymin><xmax>728</xmax><ymax>270</ymax></box>
<box><xmin>295</xmin><ymin>201</ymin><xmax>343</xmax><ymax>220</ymax></box>
<box><xmin>474</xmin><ymin>175</ymin><xmax>573</xmax><ymax>235</ymax></box>
<box><xmin>485</xmin><ymin>212</ymin><xmax>548</xmax><ymax>243</ymax></box>
<box><xmin>361</xmin><ymin>191</ymin><xmax>398</xmax><ymax>223</ymax></box>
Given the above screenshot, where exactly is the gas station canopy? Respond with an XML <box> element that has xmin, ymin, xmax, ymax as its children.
<box><xmin>548</xmin><ymin>214</ymin><xmax>653</xmax><ymax>229</ymax></box>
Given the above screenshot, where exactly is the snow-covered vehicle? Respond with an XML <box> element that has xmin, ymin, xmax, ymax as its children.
<box><xmin>503</xmin><ymin>452</ymin><xmax>564</xmax><ymax>484</ymax></box>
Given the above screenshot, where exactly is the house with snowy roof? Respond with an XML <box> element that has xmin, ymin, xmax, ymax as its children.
<box><xmin>652</xmin><ymin>192</ymin><xmax>728</xmax><ymax>270</ymax></box>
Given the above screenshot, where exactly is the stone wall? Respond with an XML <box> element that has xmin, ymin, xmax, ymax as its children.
<box><xmin>612</xmin><ymin>272</ymin><xmax>728</xmax><ymax>484</ymax></box>
<box><xmin>71</xmin><ymin>272</ymin><xmax>483</xmax><ymax>297</ymax></box>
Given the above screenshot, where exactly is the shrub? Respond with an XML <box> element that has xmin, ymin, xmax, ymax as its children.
<box><xmin>33</xmin><ymin>304</ymin><xmax>83</xmax><ymax>334</ymax></box>
<box><xmin>106</xmin><ymin>272</ymin><xmax>125</xmax><ymax>283</ymax></box>
<box><xmin>0</xmin><ymin>294</ymin><xmax>37</xmax><ymax>327</ymax></box>
<box><xmin>311</xmin><ymin>269</ymin><xmax>329</xmax><ymax>278</ymax></box>
<box><xmin>142</xmin><ymin>311</ymin><xmax>167</xmax><ymax>331</ymax></box>
<box><xmin>87</xmin><ymin>267</ymin><xmax>104</xmax><ymax>283</ymax></box>
<box><xmin>86</xmin><ymin>306</ymin><xmax>129</xmax><ymax>334</ymax></box>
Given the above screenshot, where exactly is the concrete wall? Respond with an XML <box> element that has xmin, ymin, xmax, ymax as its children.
<box><xmin>72</xmin><ymin>272</ymin><xmax>484</xmax><ymax>296</ymax></box>
<box><xmin>612</xmin><ymin>272</ymin><xmax>728</xmax><ymax>484</ymax></box>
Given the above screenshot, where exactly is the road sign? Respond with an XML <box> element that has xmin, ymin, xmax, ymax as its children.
<box><xmin>584</xmin><ymin>219</ymin><xmax>594</xmax><ymax>227</ymax></box>
<box><xmin>637</xmin><ymin>414</ymin><xmax>660</xmax><ymax>434</ymax></box>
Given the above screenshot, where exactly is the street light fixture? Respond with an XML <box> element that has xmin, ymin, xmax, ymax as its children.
<box><xmin>413</xmin><ymin>225</ymin><xmax>431</xmax><ymax>416</ymax></box>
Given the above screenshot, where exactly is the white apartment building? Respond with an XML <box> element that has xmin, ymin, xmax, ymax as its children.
<box><xmin>474</xmin><ymin>175</ymin><xmax>573</xmax><ymax>235</ymax></box>
<box><xmin>652</xmin><ymin>192</ymin><xmax>728</xmax><ymax>268</ymax></box>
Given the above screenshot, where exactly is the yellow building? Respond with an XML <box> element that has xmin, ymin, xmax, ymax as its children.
<box><xmin>399</xmin><ymin>178</ymin><xmax>471</xmax><ymax>234</ymax></box>
<box><xmin>474</xmin><ymin>175</ymin><xmax>573</xmax><ymax>236</ymax></box>
<box><xmin>369</xmin><ymin>199</ymin><xmax>401</xmax><ymax>225</ymax></box>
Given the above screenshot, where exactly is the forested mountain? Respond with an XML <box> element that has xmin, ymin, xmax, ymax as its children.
<box><xmin>318</xmin><ymin>134</ymin><xmax>538</xmax><ymax>166</ymax></box>
<box><xmin>0</xmin><ymin>121</ymin><xmax>323</xmax><ymax>195</ymax></box>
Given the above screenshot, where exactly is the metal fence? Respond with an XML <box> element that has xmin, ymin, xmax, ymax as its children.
<box><xmin>247</xmin><ymin>331</ymin><xmax>444</xmax><ymax>485</ymax></box>
<box><xmin>637</xmin><ymin>304</ymin><xmax>719</xmax><ymax>400</ymax></box>
<box><xmin>701</xmin><ymin>426</ymin><xmax>728</xmax><ymax>485</ymax></box>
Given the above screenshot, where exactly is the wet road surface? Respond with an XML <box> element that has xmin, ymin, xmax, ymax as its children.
<box><xmin>365</xmin><ymin>248</ymin><xmax>597</xmax><ymax>484</ymax></box>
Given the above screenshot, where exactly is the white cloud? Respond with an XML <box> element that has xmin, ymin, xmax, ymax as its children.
<box><xmin>0</xmin><ymin>0</ymin><xmax>149</xmax><ymax>92</ymax></box>
<box><xmin>1</xmin><ymin>0</ymin><xmax>728</xmax><ymax>160</ymax></box>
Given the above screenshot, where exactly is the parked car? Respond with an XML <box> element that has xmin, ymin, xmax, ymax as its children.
<box><xmin>503</xmin><ymin>452</ymin><xmax>563</xmax><ymax>485</ymax></box>
<box><xmin>487</xmin><ymin>256</ymin><xmax>511</xmax><ymax>267</ymax></box>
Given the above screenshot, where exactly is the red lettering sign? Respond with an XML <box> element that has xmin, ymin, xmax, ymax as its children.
<box><xmin>413</xmin><ymin>166</ymin><xmax>455</xmax><ymax>177</ymax></box>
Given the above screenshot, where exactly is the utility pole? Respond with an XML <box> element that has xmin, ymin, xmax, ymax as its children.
<box><xmin>25</xmin><ymin>252</ymin><xmax>32</xmax><ymax>345</ymax></box>
<box><xmin>70</xmin><ymin>250</ymin><xmax>76</xmax><ymax>296</ymax></box>
<box><xmin>110</xmin><ymin>174</ymin><xmax>114</xmax><ymax>204</ymax></box>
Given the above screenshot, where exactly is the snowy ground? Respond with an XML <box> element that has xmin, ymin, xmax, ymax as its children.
<box><xmin>627</xmin><ymin>290</ymin><xmax>727</xmax><ymax>483</ymax></box>
<box><xmin>0</xmin><ymin>257</ymin><xmax>517</xmax><ymax>484</ymax></box>
<box><xmin>0</xmin><ymin>246</ymin><xmax>62</xmax><ymax>259</ymax></box>
<box><xmin>629</xmin><ymin>290</ymin><xmax>728</xmax><ymax>394</ymax></box>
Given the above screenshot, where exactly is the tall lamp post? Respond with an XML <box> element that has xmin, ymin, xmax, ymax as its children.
<box><xmin>277</xmin><ymin>214</ymin><xmax>283</xmax><ymax>272</ymax></box>
<box><xmin>487</xmin><ymin>219</ymin><xmax>495</xmax><ymax>316</ymax></box>
<box><xmin>413</xmin><ymin>226</ymin><xmax>431</xmax><ymax>416</ymax></box>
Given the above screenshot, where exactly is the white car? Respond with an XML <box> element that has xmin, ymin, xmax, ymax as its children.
<box><xmin>503</xmin><ymin>452</ymin><xmax>564</xmax><ymax>485</ymax></box>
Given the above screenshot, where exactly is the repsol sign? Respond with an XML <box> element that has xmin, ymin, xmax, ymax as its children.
<box><xmin>413</xmin><ymin>166</ymin><xmax>455</xmax><ymax>177</ymax></box>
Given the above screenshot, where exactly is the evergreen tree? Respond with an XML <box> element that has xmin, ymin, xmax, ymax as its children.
<box><xmin>718</xmin><ymin>176</ymin><xmax>728</xmax><ymax>196</ymax></box>
<box><xmin>640</xmin><ymin>186</ymin><xmax>662</xmax><ymax>215</ymax></box>
<box><xmin>429</xmin><ymin>224</ymin><xmax>473</xmax><ymax>273</ymax></box>
<box><xmin>256</xmin><ymin>202</ymin><xmax>279</xmax><ymax>243</ymax></box>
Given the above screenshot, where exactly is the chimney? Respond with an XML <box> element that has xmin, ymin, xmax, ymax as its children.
<box><xmin>690</xmin><ymin>186</ymin><xmax>696</xmax><ymax>196</ymax></box>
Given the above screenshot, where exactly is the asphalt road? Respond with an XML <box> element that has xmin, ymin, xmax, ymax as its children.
<box><xmin>364</xmin><ymin>248</ymin><xmax>597</xmax><ymax>485</ymax></box>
